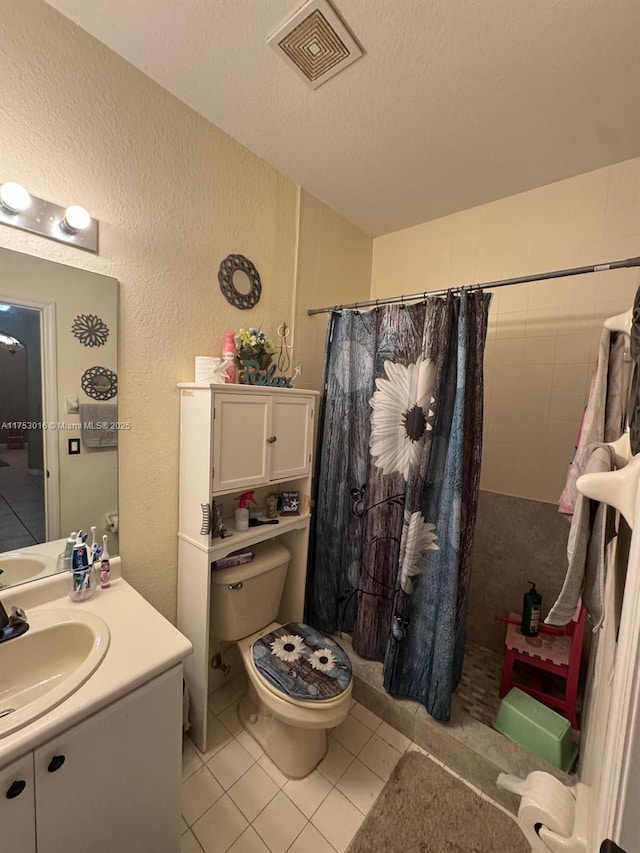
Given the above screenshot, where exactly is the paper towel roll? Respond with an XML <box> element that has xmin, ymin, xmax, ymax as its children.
<box><xmin>195</xmin><ymin>356</ymin><xmax>222</xmax><ymax>382</ymax></box>
<box><xmin>499</xmin><ymin>771</ymin><xmax>575</xmax><ymax>852</ymax></box>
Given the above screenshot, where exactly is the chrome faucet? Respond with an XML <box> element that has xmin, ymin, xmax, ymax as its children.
<box><xmin>0</xmin><ymin>601</ymin><xmax>29</xmax><ymax>643</ymax></box>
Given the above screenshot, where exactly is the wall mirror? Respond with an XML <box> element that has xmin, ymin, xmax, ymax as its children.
<box><xmin>0</xmin><ymin>247</ymin><xmax>118</xmax><ymax>589</ymax></box>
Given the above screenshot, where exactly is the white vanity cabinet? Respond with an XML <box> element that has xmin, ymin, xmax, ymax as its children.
<box><xmin>0</xmin><ymin>753</ymin><xmax>35</xmax><ymax>853</ymax></box>
<box><xmin>177</xmin><ymin>383</ymin><xmax>318</xmax><ymax>752</ymax></box>
<box><xmin>1</xmin><ymin>666</ymin><xmax>182</xmax><ymax>853</ymax></box>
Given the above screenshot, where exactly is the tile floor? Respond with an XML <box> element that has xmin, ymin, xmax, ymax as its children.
<box><xmin>0</xmin><ymin>447</ymin><xmax>45</xmax><ymax>551</ymax></box>
<box><xmin>181</xmin><ymin>679</ymin><xmax>516</xmax><ymax>853</ymax></box>
<box><xmin>455</xmin><ymin>641</ymin><xmax>503</xmax><ymax>727</ymax></box>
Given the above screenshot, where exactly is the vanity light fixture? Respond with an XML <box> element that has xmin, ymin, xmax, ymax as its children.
<box><xmin>0</xmin><ymin>181</ymin><xmax>99</xmax><ymax>253</ymax></box>
<box><xmin>0</xmin><ymin>182</ymin><xmax>31</xmax><ymax>214</ymax></box>
<box><xmin>60</xmin><ymin>204</ymin><xmax>91</xmax><ymax>235</ymax></box>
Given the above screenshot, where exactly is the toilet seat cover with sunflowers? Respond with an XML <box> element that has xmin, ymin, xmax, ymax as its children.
<box><xmin>252</xmin><ymin>622</ymin><xmax>352</xmax><ymax>702</ymax></box>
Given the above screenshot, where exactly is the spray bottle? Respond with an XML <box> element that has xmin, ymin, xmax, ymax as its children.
<box><xmin>521</xmin><ymin>581</ymin><xmax>542</xmax><ymax>636</ymax></box>
<box><xmin>235</xmin><ymin>491</ymin><xmax>257</xmax><ymax>532</ymax></box>
<box><xmin>222</xmin><ymin>331</ymin><xmax>237</xmax><ymax>384</ymax></box>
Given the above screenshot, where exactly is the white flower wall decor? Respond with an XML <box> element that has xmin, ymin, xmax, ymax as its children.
<box><xmin>369</xmin><ymin>358</ymin><xmax>435</xmax><ymax>480</ymax></box>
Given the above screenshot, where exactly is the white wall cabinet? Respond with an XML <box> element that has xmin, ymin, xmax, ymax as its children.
<box><xmin>177</xmin><ymin>383</ymin><xmax>318</xmax><ymax>751</ymax></box>
<box><xmin>0</xmin><ymin>666</ymin><xmax>183</xmax><ymax>853</ymax></box>
<box><xmin>211</xmin><ymin>391</ymin><xmax>313</xmax><ymax>492</ymax></box>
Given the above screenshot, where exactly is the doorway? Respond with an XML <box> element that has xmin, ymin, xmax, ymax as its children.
<box><xmin>0</xmin><ymin>298</ymin><xmax>58</xmax><ymax>549</ymax></box>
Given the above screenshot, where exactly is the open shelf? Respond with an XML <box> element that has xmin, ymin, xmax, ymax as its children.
<box><xmin>178</xmin><ymin>512</ymin><xmax>310</xmax><ymax>556</ymax></box>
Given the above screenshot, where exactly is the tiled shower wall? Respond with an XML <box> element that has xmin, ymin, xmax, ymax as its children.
<box><xmin>372</xmin><ymin>157</ymin><xmax>639</xmax><ymax>503</ymax></box>
<box><xmin>468</xmin><ymin>491</ymin><xmax>571</xmax><ymax>654</ymax></box>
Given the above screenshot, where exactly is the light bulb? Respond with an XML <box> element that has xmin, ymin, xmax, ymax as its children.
<box><xmin>60</xmin><ymin>204</ymin><xmax>91</xmax><ymax>234</ymax></box>
<box><xmin>0</xmin><ymin>182</ymin><xmax>31</xmax><ymax>214</ymax></box>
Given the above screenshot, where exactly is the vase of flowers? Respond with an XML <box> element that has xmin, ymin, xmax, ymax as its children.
<box><xmin>235</xmin><ymin>328</ymin><xmax>274</xmax><ymax>382</ymax></box>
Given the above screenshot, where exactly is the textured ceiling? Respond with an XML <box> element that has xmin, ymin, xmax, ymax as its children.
<box><xmin>44</xmin><ymin>0</ymin><xmax>640</xmax><ymax>236</ymax></box>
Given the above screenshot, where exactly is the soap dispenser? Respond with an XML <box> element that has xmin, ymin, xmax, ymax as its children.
<box><xmin>521</xmin><ymin>581</ymin><xmax>542</xmax><ymax>636</ymax></box>
<box><xmin>235</xmin><ymin>491</ymin><xmax>257</xmax><ymax>531</ymax></box>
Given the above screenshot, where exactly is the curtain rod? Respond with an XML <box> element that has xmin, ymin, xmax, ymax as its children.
<box><xmin>306</xmin><ymin>256</ymin><xmax>640</xmax><ymax>316</ymax></box>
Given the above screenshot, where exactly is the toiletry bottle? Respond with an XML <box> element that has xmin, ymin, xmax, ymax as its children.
<box><xmin>222</xmin><ymin>331</ymin><xmax>237</xmax><ymax>384</ymax></box>
<box><xmin>235</xmin><ymin>491</ymin><xmax>256</xmax><ymax>531</ymax></box>
<box><xmin>63</xmin><ymin>531</ymin><xmax>76</xmax><ymax>571</ymax></box>
<box><xmin>265</xmin><ymin>493</ymin><xmax>278</xmax><ymax>520</ymax></box>
<box><xmin>72</xmin><ymin>531</ymin><xmax>89</xmax><ymax>570</ymax></box>
<box><xmin>521</xmin><ymin>581</ymin><xmax>542</xmax><ymax>636</ymax></box>
<box><xmin>100</xmin><ymin>534</ymin><xmax>111</xmax><ymax>589</ymax></box>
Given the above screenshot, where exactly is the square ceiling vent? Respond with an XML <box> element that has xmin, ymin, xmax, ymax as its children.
<box><xmin>267</xmin><ymin>0</ymin><xmax>363</xmax><ymax>90</ymax></box>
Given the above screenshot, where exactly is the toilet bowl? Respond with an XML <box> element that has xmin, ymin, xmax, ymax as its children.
<box><xmin>210</xmin><ymin>541</ymin><xmax>352</xmax><ymax>778</ymax></box>
<box><xmin>236</xmin><ymin>623</ymin><xmax>352</xmax><ymax>777</ymax></box>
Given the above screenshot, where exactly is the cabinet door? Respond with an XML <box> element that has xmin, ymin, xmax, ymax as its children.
<box><xmin>271</xmin><ymin>395</ymin><xmax>313</xmax><ymax>481</ymax></box>
<box><xmin>212</xmin><ymin>393</ymin><xmax>271</xmax><ymax>493</ymax></box>
<box><xmin>0</xmin><ymin>753</ymin><xmax>35</xmax><ymax>853</ymax></box>
<box><xmin>35</xmin><ymin>666</ymin><xmax>183</xmax><ymax>853</ymax></box>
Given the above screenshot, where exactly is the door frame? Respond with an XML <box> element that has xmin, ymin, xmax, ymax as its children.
<box><xmin>0</xmin><ymin>293</ymin><xmax>60</xmax><ymax>541</ymax></box>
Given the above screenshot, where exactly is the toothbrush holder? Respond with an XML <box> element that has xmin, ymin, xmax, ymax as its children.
<box><xmin>68</xmin><ymin>564</ymin><xmax>95</xmax><ymax>602</ymax></box>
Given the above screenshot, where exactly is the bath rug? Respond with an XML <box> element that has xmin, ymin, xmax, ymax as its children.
<box><xmin>348</xmin><ymin>750</ymin><xmax>528</xmax><ymax>853</ymax></box>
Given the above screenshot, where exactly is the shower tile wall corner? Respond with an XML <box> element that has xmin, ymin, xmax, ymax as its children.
<box><xmin>372</xmin><ymin>157</ymin><xmax>640</xmax><ymax>504</ymax></box>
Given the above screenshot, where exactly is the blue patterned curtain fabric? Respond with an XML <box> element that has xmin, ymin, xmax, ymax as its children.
<box><xmin>306</xmin><ymin>291</ymin><xmax>491</xmax><ymax>721</ymax></box>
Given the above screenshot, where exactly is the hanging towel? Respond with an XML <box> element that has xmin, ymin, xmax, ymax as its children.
<box><xmin>546</xmin><ymin>443</ymin><xmax>616</xmax><ymax>629</ymax></box>
<box><xmin>79</xmin><ymin>403</ymin><xmax>118</xmax><ymax>448</ymax></box>
<box><xmin>558</xmin><ymin>329</ymin><xmax>625</xmax><ymax>516</ymax></box>
<box><xmin>629</xmin><ymin>283</ymin><xmax>640</xmax><ymax>454</ymax></box>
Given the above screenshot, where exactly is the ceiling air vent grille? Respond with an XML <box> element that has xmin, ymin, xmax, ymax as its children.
<box><xmin>268</xmin><ymin>0</ymin><xmax>363</xmax><ymax>90</ymax></box>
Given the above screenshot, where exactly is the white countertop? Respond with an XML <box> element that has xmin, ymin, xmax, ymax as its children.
<box><xmin>0</xmin><ymin>559</ymin><xmax>192</xmax><ymax>766</ymax></box>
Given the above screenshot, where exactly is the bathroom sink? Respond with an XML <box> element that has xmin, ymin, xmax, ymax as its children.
<box><xmin>0</xmin><ymin>608</ymin><xmax>110</xmax><ymax>738</ymax></box>
<box><xmin>0</xmin><ymin>552</ymin><xmax>57</xmax><ymax>586</ymax></box>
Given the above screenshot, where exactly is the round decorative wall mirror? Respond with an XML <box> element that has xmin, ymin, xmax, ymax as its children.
<box><xmin>218</xmin><ymin>254</ymin><xmax>262</xmax><ymax>309</ymax></box>
<box><xmin>81</xmin><ymin>366</ymin><xmax>118</xmax><ymax>400</ymax></box>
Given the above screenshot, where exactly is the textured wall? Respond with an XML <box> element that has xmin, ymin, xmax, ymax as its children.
<box><xmin>0</xmin><ymin>0</ymin><xmax>298</xmax><ymax>620</ymax></box>
<box><xmin>468</xmin><ymin>491</ymin><xmax>571</xmax><ymax>654</ymax></box>
<box><xmin>293</xmin><ymin>190</ymin><xmax>372</xmax><ymax>392</ymax></box>
<box><xmin>372</xmin><ymin>159</ymin><xmax>640</xmax><ymax>502</ymax></box>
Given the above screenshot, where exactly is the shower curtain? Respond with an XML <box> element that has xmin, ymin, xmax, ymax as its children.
<box><xmin>306</xmin><ymin>291</ymin><xmax>491</xmax><ymax>721</ymax></box>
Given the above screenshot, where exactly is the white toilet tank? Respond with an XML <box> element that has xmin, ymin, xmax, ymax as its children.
<box><xmin>210</xmin><ymin>540</ymin><xmax>291</xmax><ymax>641</ymax></box>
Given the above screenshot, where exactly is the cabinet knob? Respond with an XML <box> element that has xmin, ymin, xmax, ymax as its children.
<box><xmin>6</xmin><ymin>779</ymin><xmax>26</xmax><ymax>799</ymax></box>
<box><xmin>48</xmin><ymin>754</ymin><xmax>66</xmax><ymax>773</ymax></box>
<box><xmin>267</xmin><ymin>435</ymin><xmax>277</xmax><ymax>444</ymax></box>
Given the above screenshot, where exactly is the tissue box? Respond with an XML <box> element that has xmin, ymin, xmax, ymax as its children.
<box><xmin>493</xmin><ymin>688</ymin><xmax>578</xmax><ymax>771</ymax></box>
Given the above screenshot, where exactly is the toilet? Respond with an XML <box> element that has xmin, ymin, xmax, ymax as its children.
<box><xmin>210</xmin><ymin>540</ymin><xmax>352</xmax><ymax>778</ymax></box>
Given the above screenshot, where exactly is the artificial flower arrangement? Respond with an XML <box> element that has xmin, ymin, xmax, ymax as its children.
<box><xmin>235</xmin><ymin>328</ymin><xmax>275</xmax><ymax>369</ymax></box>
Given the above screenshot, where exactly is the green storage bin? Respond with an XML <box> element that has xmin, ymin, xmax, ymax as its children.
<box><xmin>492</xmin><ymin>688</ymin><xmax>578</xmax><ymax>772</ymax></box>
